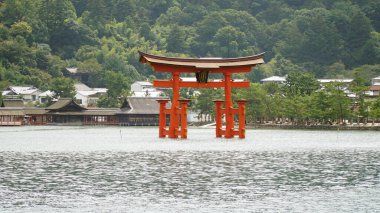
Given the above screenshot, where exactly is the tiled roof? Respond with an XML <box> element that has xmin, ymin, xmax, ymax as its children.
<box><xmin>369</xmin><ymin>85</ymin><xmax>380</xmax><ymax>91</ymax></box>
<box><xmin>0</xmin><ymin>108</ymin><xmax>25</xmax><ymax>116</ymax></box>
<box><xmin>118</xmin><ymin>97</ymin><xmax>170</xmax><ymax>114</ymax></box>
<box><xmin>74</xmin><ymin>83</ymin><xmax>92</xmax><ymax>91</ymax></box>
<box><xmin>1</xmin><ymin>99</ymin><xmax>24</xmax><ymax>107</ymax></box>
<box><xmin>6</xmin><ymin>86</ymin><xmax>39</xmax><ymax>95</ymax></box>
<box><xmin>46</xmin><ymin>98</ymin><xmax>86</xmax><ymax>111</ymax></box>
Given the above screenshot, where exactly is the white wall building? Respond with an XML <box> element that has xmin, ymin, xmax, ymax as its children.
<box><xmin>366</xmin><ymin>76</ymin><xmax>380</xmax><ymax>97</ymax></box>
<box><xmin>372</xmin><ymin>76</ymin><xmax>380</xmax><ymax>86</ymax></box>
<box><xmin>38</xmin><ymin>90</ymin><xmax>55</xmax><ymax>104</ymax></box>
<box><xmin>318</xmin><ymin>79</ymin><xmax>354</xmax><ymax>96</ymax></box>
<box><xmin>131</xmin><ymin>81</ymin><xmax>153</xmax><ymax>93</ymax></box>
<box><xmin>130</xmin><ymin>81</ymin><xmax>164</xmax><ymax>97</ymax></box>
<box><xmin>260</xmin><ymin>76</ymin><xmax>286</xmax><ymax>84</ymax></box>
<box><xmin>74</xmin><ymin>83</ymin><xmax>107</xmax><ymax>107</ymax></box>
<box><xmin>2</xmin><ymin>86</ymin><xmax>41</xmax><ymax>102</ymax></box>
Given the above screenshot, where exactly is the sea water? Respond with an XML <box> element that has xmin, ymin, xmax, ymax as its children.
<box><xmin>0</xmin><ymin>126</ymin><xmax>379</xmax><ymax>212</ymax></box>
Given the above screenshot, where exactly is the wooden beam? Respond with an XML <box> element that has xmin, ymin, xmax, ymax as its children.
<box><xmin>153</xmin><ymin>80</ymin><xmax>250</xmax><ymax>88</ymax></box>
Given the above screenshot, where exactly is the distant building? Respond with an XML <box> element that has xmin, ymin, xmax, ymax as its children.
<box><xmin>130</xmin><ymin>81</ymin><xmax>164</xmax><ymax>97</ymax></box>
<box><xmin>318</xmin><ymin>79</ymin><xmax>354</xmax><ymax>97</ymax></box>
<box><xmin>366</xmin><ymin>76</ymin><xmax>380</xmax><ymax>97</ymax></box>
<box><xmin>44</xmin><ymin>97</ymin><xmax>167</xmax><ymax>126</ymax></box>
<box><xmin>0</xmin><ymin>99</ymin><xmax>48</xmax><ymax>126</ymax></box>
<box><xmin>65</xmin><ymin>67</ymin><xmax>91</xmax><ymax>85</ymax></box>
<box><xmin>317</xmin><ymin>79</ymin><xmax>354</xmax><ymax>84</ymax></box>
<box><xmin>1</xmin><ymin>99</ymin><xmax>24</xmax><ymax>107</ymax></box>
<box><xmin>74</xmin><ymin>83</ymin><xmax>107</xmax><ymax>107</ymax></box>
<box><xmin>372</xmin><ymin>76</ymin><xmax>380</xmax><ymax>86</ymax></box>
<box><xmin>260</xmin><ymin>76</ymin><xmax>286</xmax><ymax>84</ymax></box>
<box><xmin>38</xmin><ymin>90</ymin><xmax>55</xmax><ymax>104</ymax></box>
<box><xmin>367</xmin><ymin>85</ymin><xmax>380</xmax><ymax>97</ymax></box>
<box><xmin>2</xmin><ymin>86</ymin><xmax>41</xmax><ymax>102</ymax></box>
<box><xmin>117</xmin><ymin>96</ymin><xmax>170</xmax><ymax>126</ymax></box>
<box><xmin>131</xmin><ymin>81</ymin><xmax>153</xmax><ymax>92</ymax></box>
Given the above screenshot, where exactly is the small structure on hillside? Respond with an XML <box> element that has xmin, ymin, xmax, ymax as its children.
<box><xmin>367</xmin><ymin>76</ymin><xmax>380</xmax><ymax>97</ymax></box>
<box><xmin>260</xmin><ymin>76</ymin><xmax>286</xmax><ymax>84</ymax></box>
<box><xmin>372</xmin><ymin>76</ymin><xmax>380</xmax><ymax>86</ymax></box>
<box><xmin>368</xmin><ymin>85</ymin><xmax>380</xmax><ymax>97</ymax></box>
<box><xmin>66</xmin><ymin>67</ymin><xmax>92</xmax><ymax>85</ymax></box>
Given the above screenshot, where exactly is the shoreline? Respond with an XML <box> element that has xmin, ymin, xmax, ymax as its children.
<box><xmin>1</xmin><ymin>123</ymin><xmax>380</xmax><ymax>131</ymax></box>
<box><xmin>246</xmin><ymin>124</ymin><xmax>380</xmax><ymax>131</ymax></box>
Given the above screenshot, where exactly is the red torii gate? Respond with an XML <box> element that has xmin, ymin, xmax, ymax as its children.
<box><xmin>139</xmin><ymin>51</ymin><xmax>264</xmax><ymax>139</ymax></box>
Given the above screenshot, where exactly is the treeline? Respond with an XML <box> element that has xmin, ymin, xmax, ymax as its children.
<box><xmin>0</xmin><ymin>0</ymin><xmax>379</xmax><ymax>107</ymax></box>
<box><xmin>193</xmin><ymin>71</ymin><xmax>380</xmax><ymax>125</ymax></box>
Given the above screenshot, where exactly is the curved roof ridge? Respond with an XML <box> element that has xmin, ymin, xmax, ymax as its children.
<box><xmin>139</xmin><ymin>51</ymin><xmax>265</xmax><ymax>63</ymax></box>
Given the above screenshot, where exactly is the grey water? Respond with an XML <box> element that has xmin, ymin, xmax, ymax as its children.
<box><xmin>0</xmin><ymin>126</ymin><xmax>380</xmax><ymax>212</ymax></box>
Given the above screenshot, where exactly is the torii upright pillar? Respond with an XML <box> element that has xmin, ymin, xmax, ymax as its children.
<box><xmin>138</xmin><ymin>51</ymin><xmax>264</xmax><ymax>139</ymax></box>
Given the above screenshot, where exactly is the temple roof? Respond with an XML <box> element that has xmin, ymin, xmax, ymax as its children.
<box><xmin>139</xmin><ymin>51</ymin><xmax>264</xmax><ymax>71</ymax></box>
<box><xmin>46</xmin><ymin>98</ymin><xmax>87</xmax><ymax>112</ymax></box>
<box><xmin>118</xmin><ymin>97</ymin><xmax>170</xmax><ymax>114</ymax></box>
<box><xmin>1</xmin><ymin>99</ymin><xmax>24</xmax><ymax>107</ymax></box>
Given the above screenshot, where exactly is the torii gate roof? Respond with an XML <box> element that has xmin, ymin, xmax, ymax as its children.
<box><xmin>139</xmin><ymin>51</ymin><xmax>265</xmax><ymax>73</ymax></box>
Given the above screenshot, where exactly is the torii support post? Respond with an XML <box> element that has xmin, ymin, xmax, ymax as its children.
<box><xmin>224</xmin><ymin>73</ymin><xmax>234</xmax><ymax>138</ymax></box>
<box><xmin>213</xmin><ymin>100</ymin><xmax>224</xmax><ymax>138</ymax></box>
<box><xmin>157</xmin><ymin>99</ymin><xmax>170</xmax><ymax>138</ymax></box>
<box><xmin>168</xmin><ymin>72</ymin><xmax>180</xmax><ymax>138</ymax></box>
<box><xmin>179</xmin><ymin>99</ymin><xmax>191</xmax><ymax>139</ymax></box>
<box><xmin>236</xmin><ymin>100</ymin><xmax>247</xmax><ymax>139</ymax></box>
<box><xmin>157</xmin><ymin>97</ymin><xmax>190</xmax><ymax>139</ymax></box>
<box><xmin>213</xmin><ymin>99</ymin><xmax>247</xmax><ymax>139</ymax></box>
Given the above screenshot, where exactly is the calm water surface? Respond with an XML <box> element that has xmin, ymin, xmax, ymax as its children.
<box><xmin>0</xmin><ymin>126</ymin><xmax>380</xmax><ymax>212</ymax></box>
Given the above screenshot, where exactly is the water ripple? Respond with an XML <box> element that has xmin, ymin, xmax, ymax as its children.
<box><xmin>1</xmin><ymin>150</ymin><xmax>380</xmax><ymax>212</ymax></box>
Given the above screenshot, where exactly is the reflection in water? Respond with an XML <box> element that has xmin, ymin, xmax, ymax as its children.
<box><xmin>1</xmin><ymin>150</ymin><xmax>380</xmax><ymax>212</ymax></box>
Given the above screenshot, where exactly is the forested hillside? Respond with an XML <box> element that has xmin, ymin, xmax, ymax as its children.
<box><xmin>0</xmin><ymin>0</ymin><xmax>379</xmax><ymax>106</ymax></box>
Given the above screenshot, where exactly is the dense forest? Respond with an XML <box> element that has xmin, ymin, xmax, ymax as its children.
<box><xmin>0</xmin><ymin>0</ymin><xmax>380</xmax><ymax>123</ymax></box>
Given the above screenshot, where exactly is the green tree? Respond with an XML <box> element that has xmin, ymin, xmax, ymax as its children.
<box><xmin>166</xmin><ymin>25</ymin><xmax>187</xmax><ymax>53</ymax></box>
<box><xmin>10</xmin><ymin>21</ymin><xmax>32</xmax><ymax>38</ymax></box>
<box><xmin>236</xmin><ymin>83</ymin><xmax>269</xmax><ymax>123</ymax></box>
<box><xmin>309</xmin><ymin>90</ymin><xmax>330</xmax><ymax>122</ymax></box>
<box><xmin>284</xmin><ymin>71</ymin><xmax>319</xmax><ymax>96</ymax></box>
<box><xmin>282</xmin><ymin>95</ymin><xmax>308</xmax><ymax>124</ymax></box>
<box><xmin>0</xmin><ymin>0</ymin><xmax>38</xmax><ymax>26</ymax></box>
<box><xmin>50</xmin><ymin>77</ymin><xmax>75</xmax><ymax>98</ymax></box>
<box><xmin>277</xmin><ymin>8</ymin><xmax>343</xmax><ymax>75</ymax></box>
<box><xmin>369</xmin><ymin>97</ymin><xmax>380</xmax><ymax>123</ymax></box>
<box><xmin>96</xmin><ymin>95</ymin><xmax>120</xmax><ymax>108</ymax></box>
<box><xmin>104</xmin><ymin>71</ymin><xmax>130</xmax><ymax>98</ymax></box>
<box><xmin>192</xmin><ymin>88</ymin><xmax>223</xmax><ymax>121</ymax></box>
<box><xmin>210</xmin><ymin>26</ymin><xmax>247</xmax><ymax>57</ymax></box>
<box><xmin>362</xmin><ymin>32</ymin><xmax>380</xmax><ymax>65</ymax></box>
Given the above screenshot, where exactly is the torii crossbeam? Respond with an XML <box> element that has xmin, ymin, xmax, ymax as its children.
<box><xmin>139</xmin><ymin>51</ymin><xmax>264</xmax><ymax>139</ymax></box>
